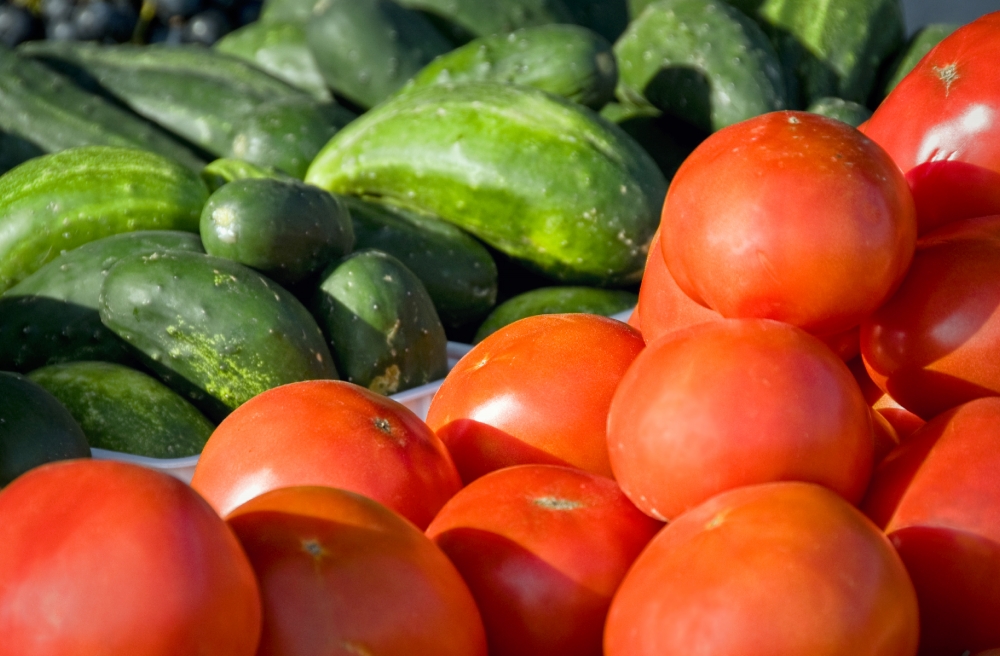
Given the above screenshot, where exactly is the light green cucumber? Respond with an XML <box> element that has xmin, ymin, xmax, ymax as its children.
<box><xmin>474</xmin><ymin>286</ymin><xmax>637</xmax><ymax>342</ymax></box>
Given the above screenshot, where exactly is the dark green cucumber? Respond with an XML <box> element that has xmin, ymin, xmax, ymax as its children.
<box><xmin>474</xmin><ymin>286</ymin><xmax>637</xmax><ymax>342</ymax></box>
<box><xmin>562</xmin><ymin>0</ymin><xmax>629</xmax><ymax>43</ymax></box>
<box><xmin>306</xmin><ymin>83</ymin><xmax>666</xmax><ymax>286</ymax></box>
<box><xmin>314</xmin><ymin>250</ymin><xmax>447</xmax><ymax>395</ymax></box>
<box><xmin>305</xmin><ymin>0</ymin><xmax>453</xmax><ymax>110</ymax></box>
<box><xmin>805</xmin><ymin>97</ymin><xmax>871</xmax><ymax>128</ymax></box>
<box><xmin>0</xmin><ymin>231</ymin><xmax>204</xmax><ymax>373</ymax></box>
<box><xmin>394</xmin><ymin>0</ymin><xmax>575</xmax><ymax>43</ymax></box>
<box><xmin>615</xmin><ymin>0</ymin><xmax>787</xmax><ymax>133</ymax></box>
<box><xmin>599</xmin><ymin>102</ymin><xmax>690</xmax><ymax>180</ymax></box>
<box><xmin>201</xmin><ymin>158</ymin><xmax>293</xmax><ymax>193</ymax></box>
<box><xmin>880</xmin><ymin>23</ymin><xmax>957</xmax><ymax>98</ymax></box>
<box><xmin>399</xmin><ymin>25</ymin><xmax>617</xmax><ymax>109</ymax></box>
<box><xmin>214</xmin><ymin>21</ymin><xmax>332</xmax><ymax>102</ymax></box>
<box><xmin>0</xmin><ymin>46</ymin><xmax>204</xmax><ymax>171</ymax></box>
<box><xmin>200</xmin><ymin>178</ymin><xmax>354</xmax><ymax>286</ymax></box>
<box><xmin>0</xmin><ymin>371</ymin><xmax>90</xmax><ymax>486</ymax></box>
<box><xmin>99</xmin><ymin>250</ymin><xmax>336</xmax><ymax>421</ymax></box>
<box><xmin>20</xmin><ymin>42</ymin><xmax>345</xmax><ymax>178</ymax></box>
<box><xmin>0</xmin><ymin>146</ymin><xmax>208</xmax><ymax>294</ymax></box>
<box><xmin>28</xmin><ymin>361</ymin><xmax>214</xmax><ymax>459</ymax></box>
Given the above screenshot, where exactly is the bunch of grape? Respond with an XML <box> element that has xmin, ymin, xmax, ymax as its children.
<box><xmin>0</xmin><ymin>0</ymin><xmax>261</xmax><ymax>47</ymax></box>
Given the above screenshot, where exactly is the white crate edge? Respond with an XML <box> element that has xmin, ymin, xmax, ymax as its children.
<box><xmin>92</xmin><ymin>341</ymin><xmax>475</xmax><ymax>485</ymax></box>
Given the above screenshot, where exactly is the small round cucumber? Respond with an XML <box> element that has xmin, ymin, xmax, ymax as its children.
<box><xmin>28</xmin><ymin>361</ymin><xmax>214</xmax><ymax>459</ymax></box>
<box><xmin>474</xmin><ymin>286</ymin><xmax>637</xmax><ymax>342</ymax></box>
<box><xmin>200</xmin><ymin>178</ymin><xmax>354</xmax><ymax>287</ymax></box>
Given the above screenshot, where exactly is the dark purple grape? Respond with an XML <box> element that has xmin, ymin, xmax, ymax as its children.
<box><xmin>148</xmin><ymin>17</ymin><xmax>182</xmax><ymax>44</ymax></box>
<box><xmin>236</xmin><ymin>0</ymin><xmax>260</xmax><ymax>25</ymax></box>
<box><xmin>181</xmin><ymin>7</ymin><xmax>227</xmax><ymax>44</ymax></box>
<box><xmin>46</xmin><ymin>17</ymin><xmax>78</xmax><ymax>40</ymax></box>
<box><xmin>0</xmin><ymin>4</ymin><xmax>40</xmax><ymax>47</ymax></box>
<box><xmin>41</xmin><ymin>0</ymin><xmax>75</xmax><ymax>23</ymax></box>
<box><xmin>74</xmin><ymin>0</ymin><xmax>136</xmax><ymax>41</ymax></box>
<box><xmin>155</xmin><ymin>0</ymin><xmax>202</xmax><ymax>21</ymax></box>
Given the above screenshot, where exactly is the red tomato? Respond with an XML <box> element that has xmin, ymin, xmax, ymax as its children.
<box><xmin>865</xmin><ymin>13</ymin><xmax>1000</xmax><ymax>234</ymax></box>
<box><xmin>871</xmin><ymin>407</ymin><xmax>901</xmax><ymax>465</ymax></box>
<box><xmin>661</xmin><ymin>110</ymin><xmax>916</xmax><ymax>337</ymax></box>
<box><xmin>425</xmin><ymin>465</ymin><xmax>661</xmax><ymax>656</ymax></box>
<box><xmin>604</xmin><ymin>482</ymin><xmax>919</xmax><ymax>656</ymax></box>
<box><xmin>226</xmin><ymin>486</ymin><xmax>487</xmax><ymax>656</ymax></box>
<box><xmin>608</xmin><ymin>318</ymin><xmax>873</xmax><ymax>521</ymax></box>
<box><xmin>861</xmin><ymin>216</ymin><xmax>1000</xmax><ymax>420</ymax></box>
<box><xmin>425</xmin><ymin>314</ymin><xmax>644</xmax><ymax>483</ymax></box>
<box><xmin>191</xmin><ymin>380</ymin><xmax>461</xmax><ymax>528</ymax></box>
<box><xmin>874</xmin><ymin>399</ymin><xmax>926</xmax><ymax>442</ymax></box>
<box><xmin>864</xmin><ymin>397</ymin><xmax>1000</xmax><ymax>655</ymax></box>
<box><xmin>0</xmin><ymin>460</ymin><xmax>261</xmax><ymax>656</ymax></box>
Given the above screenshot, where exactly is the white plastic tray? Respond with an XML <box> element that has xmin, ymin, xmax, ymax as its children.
<box><xmin>92</xmin><ymin>341</ymin><xmax>474</xmax><ymax>484</ymax></box>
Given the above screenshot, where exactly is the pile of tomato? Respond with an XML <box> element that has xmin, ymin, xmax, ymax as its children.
<box><xmin>3</xmin><ymin>12</ymin><xmax>1000</xmax><ymax>656</ymax></box>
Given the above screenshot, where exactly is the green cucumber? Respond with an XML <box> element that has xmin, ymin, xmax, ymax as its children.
<box><xmin>200</xmin><ymin>178</ymin><xmax>354</xmax><ymax>286</ymax></box>
<box><xmin>20</xmin><ymin>42</ymin><xmax>345</xmax><ymax>178</ymax></box>
<box><xmin>214</xmin><ymin>20</ymin><xmax>332</xmax><ymax>102</ymax></box>
<box><xmin>562</xmin><ymin>0</ymin><xmax>629</xmax><ymax>43</ymax></box>
<box><xmin>880</xmin><ymin>23</ymin><xmax>957</xmax><ymax>98</ymax></box>
<box><xmin>394</xmin><ymin>0</ymin><xmax>575</xmax><ymax>43</ymax></box>
<box><xmin>306</xmin><ymin>82</ymin><xmax>666</xmax><ymax>286</ymax></box>
<box><xmin>399</xmin><ymin>25</ymin><xmax>617</xmax><ymax>109</ymax></box>
<box><xmin>0</xmin><ymin>146</ymin><xmax>208</xmax><ymax>294</ymax></box>
<box><xmin>28</xmin><ymin>361</ymin><xmax>214</xmax><ymax>459</ymax></box>
<box><xmin>599</xmin><ymin>102</ymin><xmax>690</xmax><ymax>180</ymax></box>
<box><xmin>0</xmin><ymin>46</ymin><xmax>204</xmax><ymax>171</ymax></box>
<box><xmin>474</xmin><ymin>286</ymin><xmax>637</xmax><ymax>342</ymax></box>
<box><xmin>305</xmin><ymin>0</ymin><xmax>453</xmax><ymax>110</ymax></box>
<box><xmin>201</xmin><ymin>158</ymin><xmax>293</xmax><ymax>193</ymax></box>
<box><xmin>260</xmin><ymin>0</ymin><xmax>316</xmax><ymax>22</ymax></box>
<box><xmin>99</xmin><ymin>250</ymin><xmax>336</xmax><ymax>421</ymax></box>
<box><xmin>0</xmin><ymin>231</ymin><xmax>204</xmax><ymax>373</ymax></box>
<box><xmin>313</xmin><ymin>250</ymin><xmax>448</xmax><ymax>395</ymax></box>
<box><xmin>615</xmin><ymin>0</ymin><xmax>787</xmax><ymax>133</ymax></box>
<box><xmin>805</xmin><ymin>97</ymin><xmax>871</xmax><ymax>128</ymax></box>
<box><xmin>0</xmin><ymin>371</ymin><xmax>91</xmax><ymax>486</ymax></box>
<box><xmin>345</xmin><ymin>196</ymin><xmax>497</xmax><ymax>327</ymax></box>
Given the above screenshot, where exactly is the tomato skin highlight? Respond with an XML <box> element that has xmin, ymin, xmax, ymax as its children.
<box><xmin>425</xmin><ymin>464</ymin><xmax>661</xmax><ymax>656</ymax></box>
<box><xmin>603</xmin><ymin>482</ymin><xmax>919</xmax><ymax>656</ymax></box>
<box><xmin>608</xmin><ymin>318</ymin><xmax>873</xmax><ymax>521</ymax></box>
<box><xmin>191</xmin><ymin>380</ymin><xmax>462</xmax><ymax>529</ymax></box>
<box><xmin>865</xmin><ymin>13</ymin><xmax>1000</xmax><ymax>234</ymax></box>
<box><xmin>0</xmin><ymin>460</ymin><xmax>262</xmax><ymax>656</ymax></box>
<box><xmin>426</xmin><ymin>314</ymin><xmax>645</xmax><ymax>483</ymax></box>
<box><xmin>661</xmin><ymin>110</ymin><xmax>916</xmax><ymax>337</ymax></box>
<box><xmin>226</xmin><ymin>486</ymin><xmax>487</xmax><ymax>656</ymax></box>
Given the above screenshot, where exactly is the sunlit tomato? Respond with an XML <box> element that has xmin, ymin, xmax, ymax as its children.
<box><xmin>425</xmin><ymin>314</ymin><xmax>644</xmax><ymax>483</ymax></box>
<box><xmin>226</xmin><ymin>486</ymin><xmax>487</xmax><ymax>656</ymax></box>
<box><xmin>863</xmin><ymin>397</ymin><xmax>1000</xmax><ymax>655</ymax></box>
<box><xmin>871</xmin><ymin>408</ymin><xmax>901</xmax><ymax>465</ymax></box>
<box><xmin>875</xmin><ymin>398</ymin><xmax>926</xmax><ymax>441</ymax></box>
<box><xmin>608</xmin><ymin>318</ymin><xmax>873</xmax><ymax>521</ymax></box>
<box><xmin>0</xmin><ymin>460</ymin><xmax>261</xmax><ymax>656</ymax></box>
<box><xmin>426</xmin><ymin>465</ymin><xmax>661</xmax><ymax>656</ymax></box>
<box><xmin>191</xmin><ymin>380</ymin><xmax>461</xmax><ymax>528</ymax></box>
<box><xmin>862</xmin><ymin>216</ymin><xmax>1000</xmax><ymax>420</ymax></box>
<box><xmin>865</xmin><ymin>13</ymin><xmax>1000</xmax><ymax>233</ymax></box>
<box><xmin>662</xmin><ymin>110</ymin><xmax>916</xmax><ymax>337</ymax></box>
<box><xmin>604</xmin><ymin>482</ymin><xmax>919</xmax><ymax>656</ymax></box>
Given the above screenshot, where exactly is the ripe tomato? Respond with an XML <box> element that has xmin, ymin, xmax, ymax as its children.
<box><xmin>861</xmin><ymin>216</ymin><xmax>1000</xmax><ymax>420</ymax></box>
<box><xmin>425</xmin><ymin>465</ymin><xmax>661</xmax><ymax>656</ymax></box>
<box><xmin>863</xmin><ymin>397</ymin><xmax>1000</xmax><ymax>655</ymax></box>
<box><xmin>226</xmin><ymin>486</ymin><xmax>487</xmax><ymax>656</ymax></box>
<box><xmin>865</xmin><ymin>13</ymin><xmax>1000</xmax><ymax>234</ymax></box>
<box><xmin>191</xmin><ymin>380</ymin><xmax>461</xmax><ymax>528</ymax></box>
<box><xmin>0</xmin><ymin>460</ymin><xmax>261</xmax><ymax>656</ymax></box>
<box><xmin>661</xmin><ymin>110</ymin><xmax>916</xmax><ymax>337</ymax></box>
<box><xmin>608</xmin><ymin>318</ymin><xmax>873</xmax><ymax>521</ymax></box>
<box><xmin>871</xmin><ymin>408</ymin><xmax>901</xmax><ymax>465</ymax></box>
<box><xmin>425</xmin><ymin>314</ymin><xmax>644</xmax><ymax>483</ymax></box>
<box><xmin>604</xmin><ymin>482</ymin><xmax>919</xmax><ymax>656</ymax></box>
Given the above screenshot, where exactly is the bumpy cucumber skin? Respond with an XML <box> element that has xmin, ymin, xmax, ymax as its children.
<box><xmin>20</xmin><ymin>42</ymin><xmax>344</xmax><ymax>178</ymax></box>
<box><xmin>880</xmin><ymin>23</ymin><xmax>957</xmax><ymax>98</ymax></box>
<box><xmin>615</xmin><ymin>0</ymin><xmax>787</xmax><ymax>133</ymax></box>
<box><xmin>306</xmin><ymin>83</ymin><xmax>666</xmax><ymax>286</ymax></box>
<box><xmin>394</xmin><ymin>0</ymin><xmax>575</xmax><ymax>43</ymax></box>
<box><xmin>562</xmin><ymin>0</ymin><xmax>629</xmax><ymax>42</ymax></box>
<box><xmin>0</xmin><ymin>146</ymin><xmax>208</xmax><ymax>294</ymax></box>
<box><xmin>474</xmin><ymin>286</ymin><xmax>637</xmax><ymax>342</ymax></box>
<box><xmin>0</xmin><ymin>46</ymin><xmax>204</xmax><ymax>171</ymax></box>
<box><xmin>400</xmin><ymin>25</ymin><xmax>618</xmax><ymax>109</ymax></box>
<box><xmin>805</xmin><ymin>97</ymin><xmax>871</xmax><ymax>128</ymax></box>
<box><xmin>0</xmin><ymin>231</ymin><xmax>204</xmax><ymax>373</ymax></box>
<box><xmin>214</xmin><ymin>21</ymin><xmax>332</xmax><ymax>102</ymax></box>
<box><xmin>305</xmin><ymin>0</ymin><xmax>453</xmax><ymax>110</ymax></box>
<box><xmin>345</xmin><ymin>196</ymin><xmax>497</xmax><ymax>327</ymax></box>
<box><xmin>99</xmin><ymin>251</ymin><xmax>336</xmax><ymax>421</ymax></box>
<box><xmin>200</xmin><ymin>178</ymin><xmax>354</xmax><ymax>286</ymax></box>
<box><xmin>0</xmin><ymin>372</ymin><xmax>91</xmax><ymax>486</ymax></box>
<box><xmin>201</xmin><ymin>157</ymin><xmax>293</xmax><ymax>193</ymax></box>
<box><xmin>28</xmin><ymin>361</ymin><xmax>214</xmax><ymax>459</ymax></box>
<box><xmin>314</xmin><ymin>249</ymin><xmax>448</xmax><ymax>395</ymax></box>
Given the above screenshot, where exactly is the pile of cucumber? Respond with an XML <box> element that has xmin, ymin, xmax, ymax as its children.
<box><xmin>0</xmin><ymin>0</ymin><xmax>956</xmax><ymax>465</ymax></box>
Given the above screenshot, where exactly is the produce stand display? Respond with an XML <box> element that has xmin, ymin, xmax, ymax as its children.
<box><xmin>2</xmin><ymin>0</ymin><xmax>1000</xmax><ymax>654</ymax></box>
